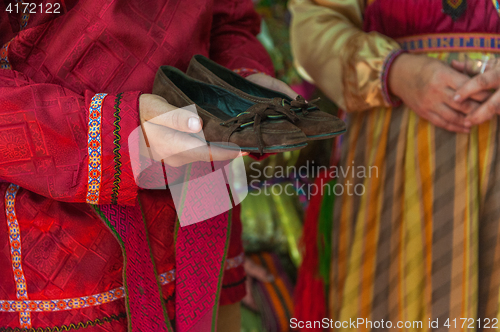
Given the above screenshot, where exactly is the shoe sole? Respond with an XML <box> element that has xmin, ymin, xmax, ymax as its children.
<box><xmin>306</xmin><ymin>129</ymin><xmax>347</xmax><ymax>141</ymax></box>
<box><xmin>190</xmin><ymin>134</ymin><xmax>308</xmax><ymax>153</ymax></box>
<box><xmin>208</xmin><ymin>141</ymin><xmax>308</xmax><ymax>153</ymax></box>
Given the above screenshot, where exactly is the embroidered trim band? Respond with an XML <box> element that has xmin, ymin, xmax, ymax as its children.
<box><xmin>86</xmin><ymin>93</ymin><xmax>107</xmax><ymax>204</ymax></box>
<box><xmin>0</xmin><ymin>270</ymin><xmax>175</xmax><ymax>313</ymax></box>
<box><xmin>0</xmin><ymin>312</ymin><xmax>126</xmax><ymax>332</ymax></box>
<box><xmin>5</xmin><ymin>184</ymin><xmax>31</xmax><ymax>328</ymax></box>
<box><xmin>0</xmin><ymin>40</ymin><xmax>12</xmax><ymax>70</ymax></box>
<box><xmin>398</xmin><ymin>33</ymin><xmax>500</xmax><ymax>53</ymax></box>
<box><xmin>15</xmin><ymin>0</ymin><xmax>30</xmax><ymax>30</ymax></box>
<box><xmin>111</xmin><ymin>92</ymin><xmax>123</xmax><ymax>205</ymax></box>
<box><xmin>0</xmin><ymin>252</ymin><xmax>245</xmax><ymax>313</ymax></box>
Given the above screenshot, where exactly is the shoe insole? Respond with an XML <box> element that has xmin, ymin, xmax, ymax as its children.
<box><xmin>194</xmin><ymin>55</ymin><xmax>291</xmax><ymax>101</ymax></box>
<box><xmin>163</xmin><ymin>67</ymin><xmax>256</xmax><ymax>120</ymax></box>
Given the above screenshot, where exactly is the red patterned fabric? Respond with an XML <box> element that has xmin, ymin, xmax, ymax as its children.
<box><xmin>95</xmin><ymin>203</ymin><xmax>170</xmax><ymax>332</ymax></box>
<box><xmin>363</xmin><ymin>0</ymin><xmax>500</xmax><ymax>38</ymax></box>
<box><xmin>175</xmin><ymin>209</ymin><xmax>230</xmax><ymax>332</ymax></box>
<box><xmin>219</xmin><ymin>204</ymin><xmax>246</xmax><ymax>306</ymax></box>
<box><xmin>0</xmin><ymin>69</ymin><xmax>140</xmax><ymax>206</ymax></box>
<box><xmin>0</xmin><ymin>0</ymin><xmax>273</xmax><ymax>330</ymax></box>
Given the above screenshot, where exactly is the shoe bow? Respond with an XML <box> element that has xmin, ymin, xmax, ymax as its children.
<box><xmin>220</xmin><ymin>98</ymin><xmax>299</xmax><ymax>155</ymax></box>
<box><xmin>288</xmin><ymin>95</ymin><xmax>320</xmax><ymax>116</ymax></box>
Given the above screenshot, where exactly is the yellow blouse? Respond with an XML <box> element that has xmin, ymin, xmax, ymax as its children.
<box><xmin>289</xmin><ymin>0</ymin><xmax>401</xmax><ymax>112</ymax></box>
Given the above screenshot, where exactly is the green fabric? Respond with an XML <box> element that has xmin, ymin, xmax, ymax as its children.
<box><xmin>318</xmin><ymin>179</ymin><xmax>336</xmax><ymax>284</ymax></box>
<box><xmin>241</xmin><ymin>305</ymin><xmax>264</xmax><ymax>332</ymax></box>
<box><xmin>240</xmin><ymin>191</ymin><xmax>287</xmax><ymax>253</ymax></box>
<box><xmin>270</xmin><ymin>184</ymin><xmax>303</xmax><ymax>267</ymax></box>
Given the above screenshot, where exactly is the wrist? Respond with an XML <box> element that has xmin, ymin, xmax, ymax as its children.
<box><xmin>387</xmin><ymin>52</ymin><xmax>414</xmax><ymax>100</ymax></box>
<box><xmin>383</xmin><ymin>51</ymin><xmax>410</xmax><ymax>105</ymax></box>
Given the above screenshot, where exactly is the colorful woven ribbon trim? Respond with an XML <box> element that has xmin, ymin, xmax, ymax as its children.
<box><xmin>0</xmin><ymin>41</ymin><xmax>12</xmax><ymax>70</ymax></box>
<box><xmin>86</xmin><ymin>93</ymin><xmax>107</xmax><ymax>205</ymax></box>
<box><xmin>398</xmin><ymin>33</ymin><xmax>500</xmax><ymax>53</ymax></box>
<box><xmin>0</xmin><ymin>253</ymin><xmax>244</xmax><ymax>313</ymax></box>
<box><xmin>5</xmin><ymin>184</ymin><xmax>31</xmax><ymax>329</ymax></box>
<box><xmin>0</xmin><ymin>270</ymin><xmax>175</xmax><ymax>313</ymax></box>
<box><xmin>0</xmin><ymin>313</ymin><xmax>126</xmax><ymax>332</ymax></box>
<box><xmin>15</xmin><ymin>0</ymin><xmax>31</xmax><ymax>30</ymax></box>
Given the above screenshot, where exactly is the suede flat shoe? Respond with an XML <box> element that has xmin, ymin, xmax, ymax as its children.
<box><xmin>152</xmin><ymin>66</ymin><xmax>308</xmax><ymax>154</ymax></box>
<box><xmin>187</xmin><ymin>55</ymin><xmax>346</xmax><ymax>140</ymax></box>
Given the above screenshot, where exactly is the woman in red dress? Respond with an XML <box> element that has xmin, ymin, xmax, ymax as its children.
<box><xmin>0</xmin><ymin>0</ymin><xmax>293</xmax><ymax>331</ymax></box>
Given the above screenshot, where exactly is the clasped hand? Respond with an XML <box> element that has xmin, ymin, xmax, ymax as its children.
<box><xmin>389</xmin><ymin>53</ymin><xmax>499</xmax><ymax>133</ymax></box>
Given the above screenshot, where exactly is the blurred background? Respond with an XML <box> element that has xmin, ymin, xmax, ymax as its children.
<box><xmin>239</xmin><ymin>1</ymin><xmax>340</xmax><ymax>330</ymax></box>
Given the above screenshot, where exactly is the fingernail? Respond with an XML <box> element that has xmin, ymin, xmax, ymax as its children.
<box><xmin>464</xmin><ymin>120</ymin><xmax>472</xmax><ymax>126</ymax></box>
<box><xmin>237</xmin><ymin>151</ymin><xmax>249</xmax><ymax>158</ymax></box>
<box><xmin>454</xmin><ymin>94</ymin><xmax>461</xmax><ymax>101</ymax></box>
<box><xmin>188</xmin><ymin>117</ymin><xmax>201</xmax><ymax>131</ymax></box>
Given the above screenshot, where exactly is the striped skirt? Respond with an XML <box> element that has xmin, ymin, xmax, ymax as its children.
<box><xmin>330</xmin><ymin>52</ymin><xmax>500</xmax><ymax>331</ymax></box>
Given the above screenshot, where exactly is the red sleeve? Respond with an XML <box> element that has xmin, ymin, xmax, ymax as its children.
<box><xmin>0</xmin><ymin>69</ymin><xmax>140</xmax><ymax>205</ymax></box>
<box><xmin>209</xmin><ymin>0</ymin><xmax>274</xmax><ymax>77</ymax></box>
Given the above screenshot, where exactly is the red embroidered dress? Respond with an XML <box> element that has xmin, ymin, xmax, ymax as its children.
<box><xmin>0</xmin><ymin>0</ymin><xmax>273</xmax><ymax>331</ymax></box>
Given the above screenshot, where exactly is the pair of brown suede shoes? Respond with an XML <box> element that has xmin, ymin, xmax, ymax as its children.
<box><xmin>152</xmin><ymin>55</ymin><xmax>346</xmax><ymax>154</ymax></box>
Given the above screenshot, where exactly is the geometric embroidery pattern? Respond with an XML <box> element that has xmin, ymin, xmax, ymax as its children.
<box><xmin>0</xmin><ymin>269</ymin><xmax>175</xmax><ymax>313</ymax></box>
<box><xmin>15</xmin><ymin>0</ymin><xmax>31</xmax><ymax>30</ymax></box>
<box><xmin>86</xmin><ymin>93</ymin><xmax>107</xmax><ymax>205</ymax></box>
<box><xmin>397</xmin><ymin>33</ymin><xmax>500</xmax><ymax>53</ymax></box>
<box><xmin>5</xmin><ymin>184</ymin><xmax>31</xmax><ymax>328</ymax></box>
<box><xmin>0</xmin><ymin>253</ymin><xmax>245</xmax><ymax>313</ymax></box>
<box><xmin>0</xmin><ymin>41</ymin><xmax>12</xmax><ymax>70</ymax></box>
<box><xmin>111</xmin><ymin>92</ymin><xmax>123</xmax><ymax>205</ymax></box>
<box><xmin>0</xmin><ymin>313</ymin><xmax>127</xmax><ymax>332</ymax></box>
